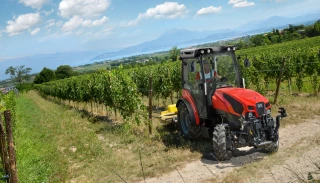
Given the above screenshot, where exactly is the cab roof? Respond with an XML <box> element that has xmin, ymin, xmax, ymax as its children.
<box><xmin>180</xmin><ymin>46</ymin><xmax>236</xmax><ymax>59</ymax></box>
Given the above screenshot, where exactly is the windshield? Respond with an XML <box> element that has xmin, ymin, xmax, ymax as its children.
<box><xmin>203</xmin><ymin>52</ymin><xmax>239</xmax><ymax>88</ymax></box>
<box><xmin>182</xmin><ymin>52</ymin><xmax>239</xmax><ymax>89</ymax></box>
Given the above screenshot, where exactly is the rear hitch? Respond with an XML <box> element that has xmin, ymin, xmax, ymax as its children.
<box><xmin>274</xmin><ymin>107</ymin><xmax>287</xmax><ymax>136</ymax></box>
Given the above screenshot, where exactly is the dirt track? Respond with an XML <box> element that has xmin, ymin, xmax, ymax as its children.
<box><xmin>138</xmin><ymin>117</ymin><xmax>320</xmax><ymax>183</ymax></box>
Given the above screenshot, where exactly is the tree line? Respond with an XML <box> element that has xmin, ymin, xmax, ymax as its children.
<box><xmin>236</xmin><ymin>20</ymin><xmax>320</xmax><ymax>49</ymax></box>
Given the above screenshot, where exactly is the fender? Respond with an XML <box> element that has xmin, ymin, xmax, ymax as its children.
<box><xmin>176</xmin><ymin>98</ymin><xmax>198</xmax><ymax>126</ymax></box>
<box><xmin>176</xmin><ymin>89</ymin><xmax>200</xmax><ymax>125</ymax></box>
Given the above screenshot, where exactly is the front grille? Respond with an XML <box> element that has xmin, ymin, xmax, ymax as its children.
<box><xmin>256</xmin><ymin>102</ymin><xmax>265</xmax><ymax>117</ymax></box>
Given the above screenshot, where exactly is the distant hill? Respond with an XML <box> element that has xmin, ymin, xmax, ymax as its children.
<box><xmin>91</xmin><ymin>13</ymin><xmax>320</xmax><ymax>62</ymax></box>
<box><xmin>237</xmin><ymin>13</ymin><xmax>320</xmax><ymax>32</ymax></box>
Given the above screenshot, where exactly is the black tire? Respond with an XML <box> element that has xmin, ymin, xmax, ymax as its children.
<box><xmin>266</xmin><ymin>132</ymin><xmax>279</xmax><ymax>153</ymax></box>
<box><xmin>212</xmin><ymin>124</ymin><xmax>233</xmax><ymax>161</ymax></box>
<box><xmin>177</xmin><ymin>102</ymin><xmax>201</xmax><ymax>140</ymax></box>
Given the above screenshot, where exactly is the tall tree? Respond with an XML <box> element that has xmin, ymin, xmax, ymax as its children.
<box><xmin>55</xmin><ymin>65</ymin><xmax>76</xmax><ymax>80</ymax></box>
<box><xmin>5</xmin><ymin>65</ymin><xmax>32</xmax><ymax>85</ymax></box>
<box><xmin>313</xmin><ymin>20</ymin><xmax>320</xmax><ymax>36</ymax></box>
<box><xmin>34</xmin><ymin>67</ymin><xmax>55</xmax><ymax>84</ymax></box>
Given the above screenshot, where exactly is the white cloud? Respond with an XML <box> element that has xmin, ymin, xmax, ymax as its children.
<box><xmin>61</xmin><ymin>16</ymin><xmax>109</xmax><ymax>31</ymax></box>
<box><xmin>196</xmin><ymin>6</ymin><xmax>222</xmax><ymax>16</ymax></box>
<box><xmin>82</xmin><ymin>20</ymin><xmax>92</xmax><ymax>27</ymax></box>
<box><xmin>43</xmin><ymin>8</ymin><xmax>54</xmax><ymax>16</ymax></box>
<box><xmin>19</xmin><ymin>0</ymin><xmax>50</xmax><ymax>9</ymax></box>
<box><xmin>55</xmin><ymin>21</ymin><xmax>63</xmax><ymax>27</ymax></box>
<box><xmin>45</xmin><ymin>19</ymin><xmax>65</xmax><ymax>29</ymax></box>
<box><xmin>91</xmin><ymin>16</ymin><xmax>109</xmax><ymax>26</ymax></box>
<box><xmin>228</xmin><ymin>0</ymin><xmax>255</xmax><ymax>8</ymax></box>
<box><xmin>228</xmin><ymin>0</ymin><xmax>245</xmax><ymax>4</ymax></box>
<box><xmin>261</xmin><ymin>0</ymin><xmax>287</xmax><ymax>2</ymax></box>
<box><xmin>6</xmin><ymin>13</ymin><xmax>41</xmax><ymax>36</ymax></box>
<box><xmin>45</xmin><ymin>19</ymin><xmax>55</xmax><ymax>28</ymax></box>
<box><xmin>233</xmin><ymin>1</ymin><xmax>255</xmax><ymax>8</ymax></box>
<box><xmin>30</xmin><ymin>28</ymin><xmax>40</xmax><ymax>35</ymax></box>
<box><xmin>123</xmin><ymin>2</ymin><xmax>187</xmax><ymax>27</ymax></box>
<box><xmin>61</xmin><ymin>16</ymin><xmax>83</xmax><ymax>31</ymax></box>
<box><xmin>82</xmin><ymin>16</ymin><xmax>109</xmax><ymax>27</ymax></box>
<box><xmin>58</xmin><ymin>0</ymin><xmax>111</xmax><ymax>18</ymax></box>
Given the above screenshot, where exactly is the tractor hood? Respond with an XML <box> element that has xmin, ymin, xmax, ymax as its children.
<box><xmin>215</xmin><ymin>87</ymin><xmax>269</xmax><ymax>106</ymax></box>
<box><xmin>213</xmin><ymin>87</ymin><xmax>270</xmax><ymax>115</ymax></box>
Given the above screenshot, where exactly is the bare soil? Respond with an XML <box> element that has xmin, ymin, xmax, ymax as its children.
<box><xmin>138</xmin><ymin>117</ymin><xmax>320</xmax><ymax>183</ymax></box>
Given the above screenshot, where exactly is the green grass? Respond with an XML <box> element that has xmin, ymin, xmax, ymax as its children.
<box><xmin>15</xmin><ymin>91</ymin><xmax>105</xmax><ymax>182</ymax></box>
<box><xmin>13</xmin><ymin>90</ymin><xmax>213</xmax><ymax>182</ymax></box>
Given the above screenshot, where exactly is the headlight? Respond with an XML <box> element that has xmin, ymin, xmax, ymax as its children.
<box><xmin>248</xmin><ymin>112</ymin><xmax>253</xmax><ymax>118</ymax></box>
<box><xmin>266</xmin><ymin>109</ymin><xmax>271</xmax><ymax>115</ymax></box>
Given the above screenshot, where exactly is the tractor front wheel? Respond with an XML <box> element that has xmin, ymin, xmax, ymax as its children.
<box><xmin>266</xmin><ymin>132</ymin><xmax>280</xmax><ymax>153</ymax></box>
<box><xmin>177</xmin><ymin>102</ymin><xmax>201</xmax><ymax>140</ymax></box>
<box><xmin>212</xmin><ymin>124</ymin><xmax>233</xmax><ymax>161</ymax></box>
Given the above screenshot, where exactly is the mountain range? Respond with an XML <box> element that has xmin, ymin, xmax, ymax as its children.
<box><xmin>90</xmin><ymin>13</ymin><xmax>320</xmax><ymax>62</ymax></box>
<box><xmin>1</xmin><ymin>13</ymin><xmax>320</xmax><ymax>80</ymax></box>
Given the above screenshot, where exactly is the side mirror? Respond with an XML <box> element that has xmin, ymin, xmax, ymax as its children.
<box><xmin>244</xmin><ymin>58</ymin><xmax>250</xmax><ymax>67</ymax></box>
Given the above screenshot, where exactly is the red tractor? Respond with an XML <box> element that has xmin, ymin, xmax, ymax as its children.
<box><xmin>176</xmin><ymin>46</ymin><xmax>287</xmax><ymax>161</ymax></box>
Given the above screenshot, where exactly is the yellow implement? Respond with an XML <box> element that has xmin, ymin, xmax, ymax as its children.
<box><xmin>159</xmin><ymin>104</ymin><xmax>178</xmax><ymax>122</ymax></box>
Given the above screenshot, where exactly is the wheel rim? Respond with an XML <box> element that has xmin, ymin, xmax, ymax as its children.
<box><xmin>180</xmin><ymin>105</ymin><xmax>190</xmax><ymax>134</ymax></box>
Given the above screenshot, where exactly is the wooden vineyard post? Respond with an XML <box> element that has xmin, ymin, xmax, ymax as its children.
<box><xmin>0</xmin><ymin>114</ymin><xmax>10</xmax><ymax>183</ymax></box>
<box><xmin>274</xmin><ymin>58</ymin><xmax>286</xmax><ymax>104</ymax></box>
<box><xmin>148</xmin><ymin>76</ymin><xmax>153</xmax><ymax>135</ymax></box>
<box><xmin>4</xmin><ymin>111</ymin><xmax>18</xmax><ymax>183</ymax></box>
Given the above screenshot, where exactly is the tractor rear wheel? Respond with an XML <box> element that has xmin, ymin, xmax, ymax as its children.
<box><xmin>212</xmin><ymin>124</ymin><xmax>233</xmax><ymax>161</ymax></box>
<box><xmin>177</xmin><ymin>102</ymin><xmax>201</xmax><ymax>140</ymax></box>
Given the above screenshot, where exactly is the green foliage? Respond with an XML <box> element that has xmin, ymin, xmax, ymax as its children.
<box><xmin>311</xmin><ymin>72</ymin><xmax>319</xmax><ymax>95</ymax></box>
<box><xmin>250</xmin><ymin>34</ymin><xmax>267</xmax><ymax>46</ymax></box>
<box><xmin>5</xmin><ymin>65</ymin><xmax>32</xmax><ymax>85</ymax></box>
<box><xmin>296</xmin><ymin>74</ymin><xmax>304</xmax><ymax>92</ymax></box>
<box><xmin>127</xmin><ymin>61</ymin><xmax>181</xmax><ymax>102</ymax></box>
<box><xmin>35</xmin><ymin>68</ymin><xmax>142</xmax><ymax>120</ymax></box>
<box><xmin>169</xmin><ymin>46</ymin><xmax>180</xmax><ymax>61</ymax></box>
<box><xmin>34</xmin><ymin>67</ymin><xmax>56</xmax><ymax>84</ymax></box>
<box><xmin>308</xmin><ymin>172</ymin><xmax>314</xmax><ymax>181</ymax></box>
<box><xmin>55</xmin><ymin>65</ymin><xmax>77</xmax><ymax>80</ymax></box>
<box><xmin>244</xmin><ymin>20</ymin><xmax>320</xmax><ymax>49</ymax></box>
<box><xmin>313</xmin><ymin>21</ymin><xmax>320</xmax><ymax>36</ymax></box>
<box><xmin>15</xmin><ymin>83</ymin><xmax>33</xmax><ymax>92</ymax></box>
<box><xmin>0</xmin><ymin>91</ymin><xmax>16</xmax><ymax>128</ymax></box>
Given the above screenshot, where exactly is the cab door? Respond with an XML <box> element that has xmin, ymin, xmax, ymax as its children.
<box><xmin>182</xmin><ymin>58</ymin><xmax>207</xmax><ymax>119</ymax></box>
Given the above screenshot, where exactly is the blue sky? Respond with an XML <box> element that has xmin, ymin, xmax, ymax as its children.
<box><xmin>0</xmin><ymin>0</ymin><xmax>319</xmax><ymax>60</ymax></box>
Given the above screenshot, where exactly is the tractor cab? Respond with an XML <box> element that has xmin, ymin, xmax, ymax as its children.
<box><xmin>179</xmin><ymin>46</ymin><xmax>242</xmax><ymax>119</ymax></box>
